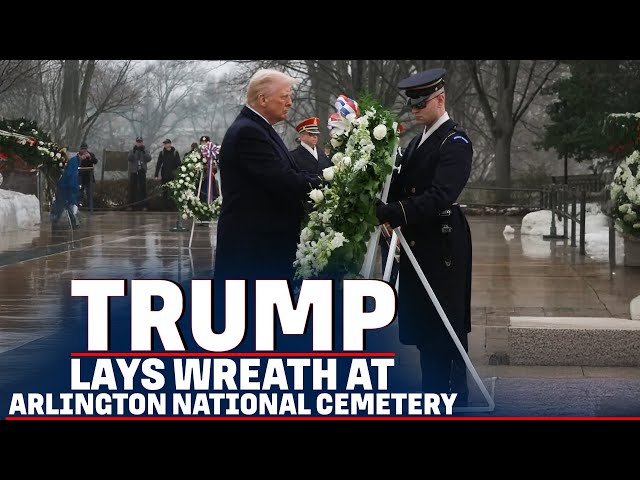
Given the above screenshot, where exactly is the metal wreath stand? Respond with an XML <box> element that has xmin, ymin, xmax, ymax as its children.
<box><xmin>359</xmin><ymin>143</ymin><xmax>495</xmax><ymax>414</ymax></box>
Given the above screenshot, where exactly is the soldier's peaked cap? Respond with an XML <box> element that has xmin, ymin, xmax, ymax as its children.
<box><xmin>296</xmin><ymin>117</ymin><xmax>321</xmax><ymax>135</ymax></box>
<box><xmin>398</xmin><ymin>68</ymin><xmax>447</xmax><ymax>105</ymax></box>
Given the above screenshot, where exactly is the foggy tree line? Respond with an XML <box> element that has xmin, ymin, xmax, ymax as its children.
<box><xmin>0</xmin><ymin>60</ymin><xmax>237</xmax><ymax>160</ymax></box>
<box><xmin>2</xmin><ymin>59</ymin><xmax>637</xmax><ymax>187</ymax></box>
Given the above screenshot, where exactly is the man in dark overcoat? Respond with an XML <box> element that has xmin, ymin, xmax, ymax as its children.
<box><xmin>214</xmin><ymin>69</ymin><xmax>321</xmax><ymax>282</ymax></box>
<box><xmin>127</xmin><ymin>136</ymin><xmax>152</xmax><ymax>211</ymax></box>
<box><xmin>77</xmin><ymin>141</ymin><xmax>98</xmax><ymax>212</ymax></box>
<box><xmin>154</xmin><ymin>138</ymin><xmax>181</xmax><ymax>210</ymax></box>
<box><xmin>376</xmin><ymin>68</ymin><xmax>473</xmax><ymax>404</ymax></box>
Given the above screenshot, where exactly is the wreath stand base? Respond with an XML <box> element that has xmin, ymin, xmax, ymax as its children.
<box><xmin>379</xmin><ymin>227</ymin><xmax>496</xmax><ymax>413</ymax></box>
<box><xmin>170</xmin><ymin>217</ymin><xmax>188</xmax><ymax>233</ymax></box>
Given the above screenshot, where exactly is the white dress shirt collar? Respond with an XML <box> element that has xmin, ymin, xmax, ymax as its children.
<box><xmin>418</xmin><ymin>112</ymin><xmax>450</xmax><ymax>147</ymax></box>
<box><xmin>301</xmin><ymin>141</ymin><xmax>318</xmax><ymax>160</ymax></box>
<box><xmin>246</xmin><ymin>105</ymin><xmax>273</xmax><ymax>127</ymax></box>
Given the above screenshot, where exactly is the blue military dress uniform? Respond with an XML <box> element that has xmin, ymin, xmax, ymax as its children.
<box><xmin>377</xmin><ymin>68</ymin><xmax>473</xmax><ymax>403</ymax></box>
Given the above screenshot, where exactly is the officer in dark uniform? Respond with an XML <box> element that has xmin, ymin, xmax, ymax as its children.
<box><xmin>290</xmin><ymin>116</ymin><xmax>332</xmax><ymax>176</ymax></box>
<box><xmin>376</xmin><ymin>68</ymin><xmax>473</xmax><ymax>405</ymax></box>
<box><xmin>78</xmin><ymin>141</ymin><xmax>98</xmax><ymax>212</ymax></box>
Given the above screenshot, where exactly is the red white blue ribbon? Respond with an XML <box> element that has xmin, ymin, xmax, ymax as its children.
<box><xmin>200</xmin><ymin>141</ymin><xmax>220</xmax><ymax>204</ymax></box>
<box><xmin>335</xmin><ymin>94</ymin><xmax>360</xmax><ymax>118</ymax></box>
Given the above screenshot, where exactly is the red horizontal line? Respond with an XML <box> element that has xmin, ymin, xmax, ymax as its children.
<box><xmin>71</xmin><ymin>352</ymin><xmax>395</xmax><ymax>357</ymax></box>
<box><xmin>6</xmin><ymin>416</ymin><xmax>640</xmax><ymax>421</ymax></box>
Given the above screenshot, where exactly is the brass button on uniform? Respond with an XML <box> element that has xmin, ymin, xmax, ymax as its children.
<box><xmin>409</xmin><ymin>240</ymin><xmax>416</xmax><ymax>247</ymax></box>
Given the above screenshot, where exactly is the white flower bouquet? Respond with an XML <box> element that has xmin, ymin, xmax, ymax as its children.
<box><xmin>294</xmin><ymin>94</ymin><xmax>401</xmax><ymax>280</ymax></box>
<box><xmin>606</xmin><ymin>113</ymin><xmax>640</xmax><ymax>238</ymax></box>
<box><xmin>610</xmin><ymin>149</ymin><xmax>640</xmax><ymax>238</ymax></box>
<box><xmin>0</xmin><ymin>118</ymin><xmax>67</xmax><ymax>178</ymax></box>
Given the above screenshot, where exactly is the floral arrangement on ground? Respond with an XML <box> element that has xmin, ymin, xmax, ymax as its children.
<box><xmin>606</xmin><ymin>112</ymin><xmax>640</xmax><ymax>238</ymax></box>
<box><xmin>609</xmin><ymin>148</ymin><xmax>640</xmax><ymax>238</ymax></box>
<box><xmin>166</xmin><ymin>145</ymin><xmax>221</xmax><ymax>221</ymax></box>
<box><xmin>0</xmin><ymin>118</ymin><xmax>67</xmax><ymax>178</ymax></box>
<box><xmin>293</xmin><ymin>94</ymin><xmax>400</xmax><ymax>280</ymax></box>
<box><xmin>603</xmin><ymin>112</ymin><xmax>640</xmax><ymax>159</ymax></box>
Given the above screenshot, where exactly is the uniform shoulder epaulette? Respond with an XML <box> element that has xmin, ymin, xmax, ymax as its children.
<box><xmin>442</xmin><ymin>127</ymin><xmax>470</xmax><ymax>147</ymax></box>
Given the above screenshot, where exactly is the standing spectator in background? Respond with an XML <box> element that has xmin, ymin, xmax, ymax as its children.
<box><xmin>154</xmin><ymin>138</ymin><xmax>181</xmax><ymax>210</ymax></box>
<box><xmin>127</xmin><ymin>136</ymin><xmax>152</xmax><ymax>211</ymax></box>
<box><xmin>78</xmin><ymin>141</ymin><xmax>98</xmax><ymax>213</ymax></box>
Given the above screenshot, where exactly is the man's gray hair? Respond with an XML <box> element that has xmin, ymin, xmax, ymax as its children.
<box><xmin>246</xmin><ymin>69</ymin><xmax>298</xmax><ymax>106</ymax></box>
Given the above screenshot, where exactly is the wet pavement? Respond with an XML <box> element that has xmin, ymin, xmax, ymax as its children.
<box><xmin>1</xmin><ymin>209</ymin><xmax>640</xmax><ymax>418</ymax></box>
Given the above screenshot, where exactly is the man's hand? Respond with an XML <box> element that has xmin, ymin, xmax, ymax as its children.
<box><xmin>375</xmin><ymin>200</ymin><xmax>390</xmax><ymax>224</ymax></box>
<box><xmin>376</xmin><ymin>202</ymin><xmax>405</xmax><ymax>229</ymax></box>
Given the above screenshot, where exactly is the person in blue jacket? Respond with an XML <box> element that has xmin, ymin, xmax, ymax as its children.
<box><xmin>50</xmin><ymin>150</ymin><xmax>80</xmax><ymax>228</ymax></box>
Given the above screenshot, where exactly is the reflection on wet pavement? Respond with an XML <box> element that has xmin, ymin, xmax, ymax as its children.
<box><xmin>0</xmin><ymin>212</ymin><xmax>216</xmax><ymax>353</ymax></box>
<box><xmin>0</xmin><ymin>212</ymin><xmax>638</xmax><ymax>362</ymax></box>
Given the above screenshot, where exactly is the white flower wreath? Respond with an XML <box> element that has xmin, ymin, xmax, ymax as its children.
<box><xmin>610</xmin><ymin>149</ymin><xmax>640</xmax><ymax>238</ymax></box>
<box><xmin>0</xmin><ymin>121</ymin><xmax>67</xmax><ymax>175</ymax></box>
<box><xmin>605</xmin><ymin>112</ymin><xmax>640</xmax><ymax>239</ymax></box>
<box><xmin>166</xmin><ymin>145</ymin><xmax>221</xmax><ymax>221</ymax></box>
<box><xmin>293</xmin><ymin>94</ymin><xmax>400</xmax><ymax>280</ymax></box>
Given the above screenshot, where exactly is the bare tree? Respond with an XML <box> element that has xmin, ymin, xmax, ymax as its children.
<box><xmin>185</xmin><ymin>73</ymin><xmax>244</xmax><ymax>144</ymax></box>
<box><xmin>58</xmin><ymin>60</ymin><xmax>141</xmax><ymax>148</ymax></box>
<box><xmin>466</xmin><ymin>60</ymin><xmax>560</xmax><ymax>194</ymax></box>
<box><xmin>0</xmin><ymin>60</ymin><xmax>141</xmax><ymax>149</ymax></box>
<box><xmin>72</xmin><ymin>59</ymin><xmax>559</xmax><ymax>191</ymax></box>
<box><xmin>81</xmin><ymin>61</ymin><xmax>141</xmax><ymax>145</ymax></box>
<box><xmin>118</xmin><ymin>61</ymin><xmax>214</xmax><ymax>154</ymax></box>
<box><xmin>0</xmin><ymin>61</ymin><xmax>58</xmax><ymax>125</ymax></box>
<box><xmin>0</xmin><ymin>60</ymin><xmax>45</xmax><ymax>97</ymax></box>
<box><xmin>226</xmin><ymin>59</ymin><xmax>418</xmax><ymax>147</ymax></box>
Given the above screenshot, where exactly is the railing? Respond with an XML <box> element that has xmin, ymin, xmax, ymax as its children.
<box><xmin>541</xmin><ymin>184</ymin><xmax>587</xmax><ymax>254</ymax></box>
<box><xmin>459</xmin><ymin>185</ymin><xmax>544</xmax><ymax>210</ymax></box>
<box><xmin>550</xmin><ymin>174</ymin><xmax>607</xmax><ymax>192</ymax></box>
<box><xmin>541</xmin><ymin>184</ymin><xmax>613</xmax><ymax>261</ymax></box>
<box><xmin>460</xmin><ymin>184</ymin><xmax>609</xmax><ymax>260</ymax></box>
